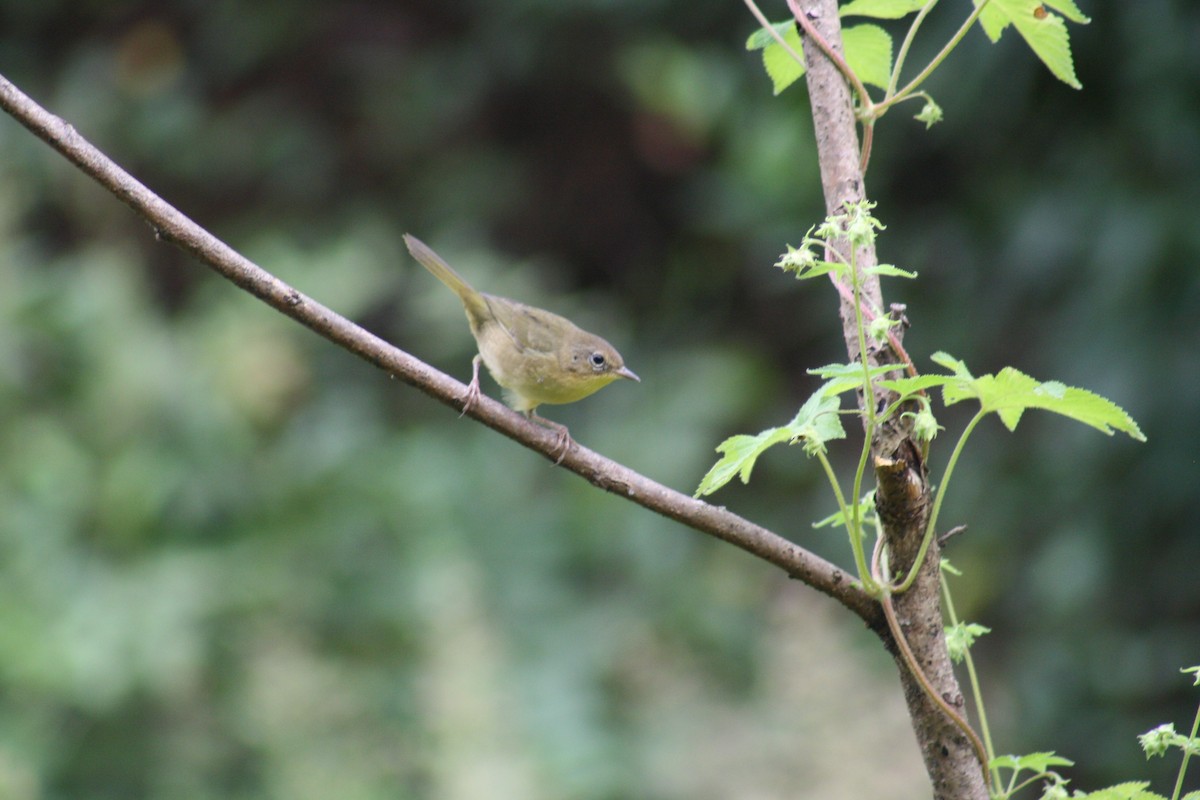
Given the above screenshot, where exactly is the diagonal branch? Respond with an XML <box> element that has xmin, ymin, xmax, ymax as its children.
<box><xmin>0</xmin><ymin>72</ymin><xmax>880</xmax><ymax>628</ymax></box>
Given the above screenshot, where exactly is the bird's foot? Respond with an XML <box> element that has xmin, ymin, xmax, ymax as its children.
<box><xmin>530</xmin><ymin>413</ymin><xmax>573</xmax><ymax>465</ymax></box>
<box><xmin>460</xmin><ymin>355</ymin><xmax>484</xmax><ymax>417</ymax></box>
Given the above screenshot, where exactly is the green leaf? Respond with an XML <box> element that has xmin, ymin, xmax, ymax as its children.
<box><xmin>941</xmin><ymin>364</ymin><xmax>1146</xmax><ymax>440</ymax></box>
<box><xmin>694</xmin><ymin>427</ymin><xmax>795</xmax><ymax>497</ymax></box>
<box><xmin>1075</xmin><ymin>782</ymin><xmax>1163</xmax><ymax>800</ymax></box>
<box><xmin>990</xmin><ymin>751</ymin><xmax>1075</xmax><ymax>771</ymax></box>
<box><xmin>839</xmin><ymin>0</ymin><xmax>928</xmax><ymax>19</ymax></box>
<box><xmin>761</xmin><ymin>24</ymin><xmax>806</xmax><ymax>95</ymax></box>
<box><xmin>843</xmin><ymin>24</ymin><xmax>893</xmax><ymax>90</ymax></box>
<box><xmin>974</xmin><ymin>0</ymin><xmax>1085</xmax><ymax>89</ymax></box>
<box><xmin>752</xmin><ymin>18</ymin><xmax>896</xmax><ymax>93</ymax></box>
<box><xmin>695</xmin><ymin>390</ymin><xmax>845</xmax><ymax>497</ymax></box>
<box><xmin>808</xmin><ymin>362</ymin><xmax>904</xmax><ymax>396</ymax></box>
<box><xmin>976</xmin><ymin>0</ymin><xmax>1010</xmax><ymax>42</ymax></box>
<box><xmin>787</xmin><ymin>389</ymin><xmax>848</xmax><ymax>453</ymax></box>
<box><xmin>863</xmin><ymin>263</ymin><xmax>917</xmax><ymax>278</ymax></box>
<box><xmin>930</xmin><ymin>350</ymin><xmax>972</xmax><ymax>377</ymax></box>
<box><xmin>1012</xmin><ymin>7</ymin><xmax>1081</xmax><ymax>89</ymax></box>
<box><xmin>878</xmin><ymin>374</ymin><xmax>955</xmax><ymax>397</ymax></box>
<box><xmin>783</xmin><ymin>259</ymin><xmax>846</xmax><ymax>280</ymax></box>
<box><xmin>1045</xmin><ymin>0</ymin><xmax>1090</xmax><ymax>24</ymax></box>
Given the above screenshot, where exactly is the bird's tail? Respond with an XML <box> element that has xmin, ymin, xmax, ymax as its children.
<box><xmin>404</xmin><ymin>234</ymin><xmax>488</xmax><ymax>318</ymax></box>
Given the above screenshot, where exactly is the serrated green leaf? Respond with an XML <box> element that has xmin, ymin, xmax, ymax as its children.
<box><xmin>976</xmin><ymin>0</ymin><xmax>1012</xmax><ymax>42</ymax></box>
<box><xmin>941</xmin><ymin>364</ymin><xmax>1145</xmax><ymax>440</ymax></box>
<box><xmin>694</xmin><ymin>391</ymin><xmax>844</xmax><ymax>497</ymax></box>
<box><xmin>789</xmin><ymin>259</ymin><xmax>846</xmax><ymax>280</ymax></box>
<box><xmin>864</xmin><ymin>263</ymin><xmax>917</xmax><ymax>278</ymax></box>
<box><xmin>942</xmin><ymin>366</ymin><xmax>1040</xmax><ymax>429</ymax></box>
<box><xmin>761</xmin><ymin>24</ymin><xmax>806</xmax><ymax>95</ymax></box>
<box><xmin>751</xmin><ymin>19</ymin><xmax>895</xmax><ymax>95</ymax></box>
<box><xmin>991</xmin><ymin>751</ymin><xmax>1075</xmax><ymax>771</ymax></box>
<box><xmin>787</xmin><ymin>388</ymin><xmax>847</xmax><ymax>452</ymax></box>
<box><xmin>1011</xmin><ymin>6</ymin><xmax>1081</xmax><ymax>88</ymax></box>
<box><xmin>974</xmin><ymin>0</ymin><xmax>1083</xmax><ymax>88</ymax></box>
<box><xmin>1045</xmin><ymin>0</ymin><xmax>1090</xmax><ymax>24</ymax></box>
<box><xmin>694</xmin><ymin>427</ymin><xmax>793</xmax><ymax>497</ymax></box>
<box><xmin>878</xmin><ymin>374</ymin><xmax>954</xmax><ymax>396</ymax></box>
<box><xmin>808</xmin><ymin>362</ymin><xmax>904</xmax><ymax>396</ymax></box>
<box><xmin>843</xmin><ymin>24</ymin><xmax>893</xmax><ymax>90</ymax></box>
<box><xmin>1075</xmin><ymin>782</ymin><xmax>1161</xmax><ymax>800</ymax></box>
<box><xmin>840</xmin><ymin>0</ymin><xmax>928</xmax><ymax>19</ymax></box>
<box><xmin>931</xmin><ymin>350</ymin><xmax>972</xmax><ymax>378</ymax></box>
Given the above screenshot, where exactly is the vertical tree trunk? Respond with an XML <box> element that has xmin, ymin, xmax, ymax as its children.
<box><xmin>796</xmin><ymin>1</ymin><xmax>990</xmax><ymax>796</ymax></box>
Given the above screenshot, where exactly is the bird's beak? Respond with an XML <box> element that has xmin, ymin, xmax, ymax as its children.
<box><xmin>616</xmin><ymin>366</ymin><xmax>641</xmax><ymax>383</ymax></box>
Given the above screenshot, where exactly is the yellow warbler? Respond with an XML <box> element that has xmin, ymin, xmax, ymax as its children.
<box><xmin>405</xmin><ymin>234</ymin><xmax>639</xmax><ymax>461</ymax></box>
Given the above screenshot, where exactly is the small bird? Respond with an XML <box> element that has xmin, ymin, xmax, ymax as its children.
<box><xmin>404</xmin><ymin>234</ymin><xmax>639</xmax><ymax>462</ymax></box>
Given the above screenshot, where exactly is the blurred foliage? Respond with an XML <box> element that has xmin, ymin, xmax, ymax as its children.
<box><xmin>0</xmin><ymin>0</ymin><xmax>1197</xmax><ymax>797</ymax></box>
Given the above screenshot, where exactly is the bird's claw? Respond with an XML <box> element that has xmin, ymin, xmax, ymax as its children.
<box><xmin>551</xmin><ymin>429</ymin><xmax>572</xmax><ymax>465</ymax></box>
<box><xmin>528</xmin><ymin>412</ymin><xmax>573</xmax><ymax>465</ymax></box>
<box><xmin>460</xmin><ymin>380</ymin><xmax>481</xmax><ymax>417</ymax></box>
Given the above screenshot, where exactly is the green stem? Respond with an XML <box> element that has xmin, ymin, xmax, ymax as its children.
<box><xmin>942</xmin><ymin>570</ymin><xmax>999</xmax><ymax>794</ymax></box>
<box><xmin>1005</xmin><ymin>766</ymin><xmax>1019</xmax><ymax>797</ymax></box>
<box><xmin>1009</xmin><ymin>773</ymin><xmax>1052</xmax><ymax>798</ymax></box>
<box><xmin>887</xmin><ymin>0</ymin><xmax>940</xmax><ymax>99</ymax></box>
<box><xmin>849</xmin><ymin>424</ymin><xmax>876</xmax><ymax>585</ymax></box>
<box><xmin>742</xmin><ymin>0</ymin><xmax>807</xmax><ymax>69</ymax></box>
<box><xmin>880</xmin><ymin>0</ymin><xmax>991</xmax><ymax>115</ymax></box>
<box><xmin>846</xmin><ymin>238</ymin><xmax>885</xmax><ymax>596</ymax></box>
<box><xmin>893</xmin><ymin>409</ymin><xmax>986</xmax><ymax>594</ymax></box>
<box><xmin>1170</xmin><ymin>695</ymin><xmax>1200</xmax><ymax>800</ymax></box>
<box><xmin>817</xmin><ymin>448</ymin><xmax>879</xmax><ymax>596</ymax></box>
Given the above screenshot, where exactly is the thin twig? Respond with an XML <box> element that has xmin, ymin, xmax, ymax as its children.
<box><xmin>938</xmin><ymin>524</ymin><xmax>968</xmax><ymax>546</ymax></box>
<box><xmin>0</xmin><ymin>72</ymin><xmax>880</xmax><ymax>626</ymax></box>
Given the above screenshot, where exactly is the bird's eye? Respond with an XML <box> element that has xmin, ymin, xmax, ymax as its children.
<box><xmin>589</xmin><ymin>352</ymin><xmax>607</xmax><ymax>370</ymax></box>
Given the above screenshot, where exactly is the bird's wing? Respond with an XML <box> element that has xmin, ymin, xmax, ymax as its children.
<box><xmin>485</xmin><ymin>295</ymin><xmax>571</xmax><ymax>356</ymax></box>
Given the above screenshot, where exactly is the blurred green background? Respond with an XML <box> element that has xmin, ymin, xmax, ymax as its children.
<box><xmin>1</xmin><ymin>1</ymin><xmax>1197</xmax><ymax>797</ymax></box>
